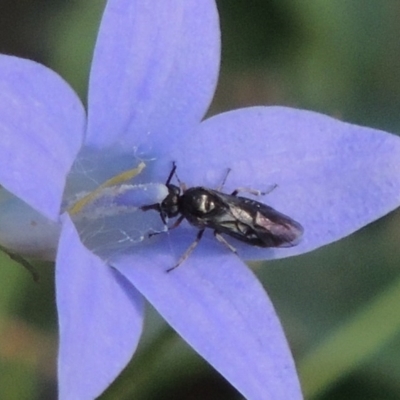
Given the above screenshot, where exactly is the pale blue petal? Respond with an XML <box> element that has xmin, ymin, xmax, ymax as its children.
<box><xmin>87</xmin><ymin>0</ymin><xmax>220</xmax><ymax>149</ymax></box>
<box><xmin>113</xmin><ymin>241</ymin><xmax>303</xmax><ymax>400</ymax></box>
<box><xmin>57</xmin><ymin>215</ymin><xmax>144</xmax><ymax>400</ymax></box>
<box><xmin>151</xmin><ymin>106</ymin><xmax>400</xmax><ymax>260</ymax></box>
<box><xmin>0</xmin><ymin>55</ymin><xmax>85</xmax><ymax>220</ymax></box>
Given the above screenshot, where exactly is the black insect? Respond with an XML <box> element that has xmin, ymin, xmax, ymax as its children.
<box><xmin>141</xmin><ymin>162</ymin><xmax>303</xmax><ymax>271</ymax></box>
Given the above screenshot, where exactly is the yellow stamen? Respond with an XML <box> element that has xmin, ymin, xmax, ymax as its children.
<box><xmin>68</xmin><ymin>161</ymin><xmax>146</xmax><ymax>216</ymax></box>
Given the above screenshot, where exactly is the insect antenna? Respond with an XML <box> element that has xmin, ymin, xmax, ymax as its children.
<box><xmin>165</xmin><ymin>161</ymin><xmax>177</xmax><ymax>185</ymax></box>
<box><xmin>171</xmin><ymin>161</ymin><xmax>187</xmax><ymax>191</ymax></box>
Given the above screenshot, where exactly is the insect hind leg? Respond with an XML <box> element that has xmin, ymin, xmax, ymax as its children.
<box><xmin>230</xmin><ymin>183</ymin><xmax>277</xmax><ymax>197</ymax></box>
<box><xmin>216</xmin><ymin>168</ymin><xmax>232</xmax><ymax>191</ymax></box>
<box><xmin>216</xmin><ymin>166</ymin><xmax>277</xmax><ymax>197</ymax></box>
<box><xmin>214</xmin><ymin>231</ymin><xmax>238</xmax><ymax>255</ymax></box>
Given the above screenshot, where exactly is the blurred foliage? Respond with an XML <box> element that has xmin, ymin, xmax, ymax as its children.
<box><xmin>0</xmin><ymin>0</ymin><xmax>400</xmax><ymax>399</ymax></box>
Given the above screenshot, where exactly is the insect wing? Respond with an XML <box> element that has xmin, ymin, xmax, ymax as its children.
<box><xmin>224</xmin><ymin>195</ymin><xmax>303</xmax><ymax>248</ymax></box>
<box><xmin>253</xmin><ymin>203</ymin><xmax>303</xmax><ymax>247</ymax></box>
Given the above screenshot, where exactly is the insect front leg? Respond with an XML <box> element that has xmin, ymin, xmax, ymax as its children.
<box><xmin>166</xmin><ymin>228</ymin><xmax>205</xmax><ymax>272</ymax></box>
<box><xmin>149</xmin><ymin>214</ymin><xmax>185</xmax><ymax>238</ymax></box>
<box><xmin>140</xmin><ymin>202</ymin><xmax>169</xmax><ymax>229</ymax></box>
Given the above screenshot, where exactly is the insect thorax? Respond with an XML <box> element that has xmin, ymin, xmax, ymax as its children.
<box><xmin>180</xmin><ymin>187</ymin><xmax>225</xmax><ymax>217</ymax></box>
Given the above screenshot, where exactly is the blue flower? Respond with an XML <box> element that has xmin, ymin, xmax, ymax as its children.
<box><xmin>1</xmin><ymin>0</ymin><xmax>400</xmax><ymax>399</ymax></box>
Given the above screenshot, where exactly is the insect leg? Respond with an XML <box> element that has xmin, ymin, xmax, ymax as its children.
<box><xmin>149</xmin><ymin>214</ymin><xmax>185</xmax><ymax>238</ymax></box>
<box><xmin>230</xmin><ymin>184</ymin><xmax>277</xmax><ymax>197</ymax></box>
<box><xmin>167</xmin><ymin>214</ymin><xmax>185</xmax><ymax>230</ymax></box>
<box><xmin>166</xmin><ymin>228</ymin><xmax>205</xmax><ymax>272</ymax></box>
<box><xmin>216</xmin><ymin>168</ymin><xmax>232</xmax><ymax>191</ymax></box>
<box><xmin>140</xmin><ymin>203</ymin><xmax>160</xmax><ymax>213</ymax></box>
<box><xmin>140</xmin><ymin>202</ymin><xmax>169</xmax><ymax>226</ymax></box>
<box><xmin>213</xmin><ymin>231</ymin><xmax>238</xmax><ymax>255</ymax></box>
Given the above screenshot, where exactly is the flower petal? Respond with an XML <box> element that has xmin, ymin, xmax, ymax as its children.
<box><xmin>57</xmin><ymin>215</ymin><xmax>144</xmax><ymax>400</ymax></box>
<box><xmin>113</xmin><ymin>241</ymin><xmax>303</xmax><ymax>400</ymax></box>
<box><xmin>157</xmin><ymin>106</ymin><xmax>400</xmax><ymax>259</ymax></box>
<box><xmin>87</xmin><ymin>0</ymin><xmax>220</xmax><ymax>148</ymax></box>
<box><xmin>0</xmin><ymin>55</ymin><xmax>85</xmax><ymax>220</ymax></box>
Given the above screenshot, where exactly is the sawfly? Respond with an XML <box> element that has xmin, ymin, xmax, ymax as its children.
<box><xmin>141</xmin><ymin>162</ymin><xmax>303</xmax><ymax>271</ymax></box>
